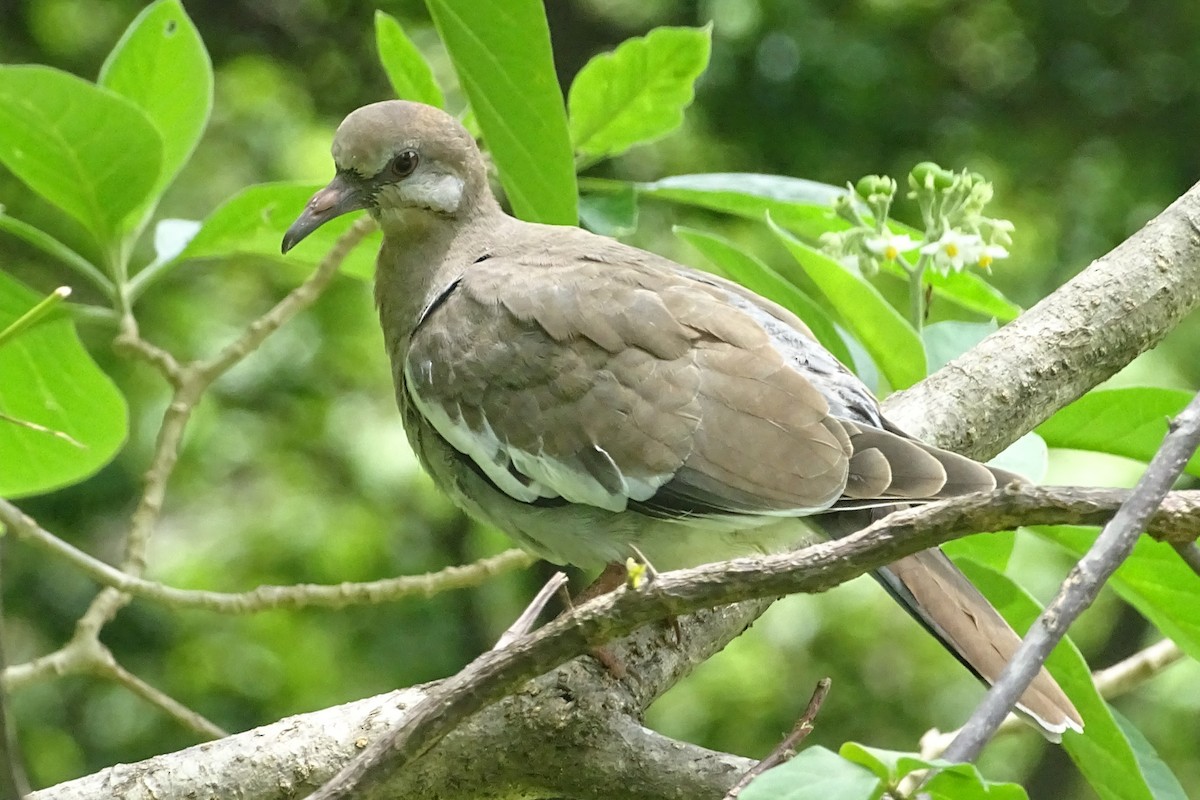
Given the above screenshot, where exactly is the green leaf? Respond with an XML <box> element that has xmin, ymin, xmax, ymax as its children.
<box><xmin>673</xmin><ymin>225</ymin><xmax>854</xmax><ymax>366</ymax></box>
<box><xmin>1032</xmin><ymin>525</ymin><xmax>1200</xmax><ymax>664</ymax></box>
<box><xmin>839</xmin><ymin>743</ymin><xmax>935</xmax><ymax>784</ymax></box>
<box><xmin>0</xmin><ymin>272</ymin><xmax>127</xmax><ymax>497</ymax></box>
<box><xmin>740</xmin><ymin>746</ymin><xmax>882</xmax><ymax>800</ymax></box>
<box><xmin>578</xmin><ymin>187</ymin><xmax>638</xmax><ymax>236</ymax></box>
<box><xmin>1110</xmin><ymin>707</ymin><xmax>1189</xmax><ymax>800</ymax></box>
<box><xmin>424</xmin><ymin>0</ymin><xmax>577</xmax><ymax>225</ymax></box>
<box><xmin>924</xmin><ymin>765</ymin><xmax>1028</xmax><ymax>799</ymax></box>
<box><xmin>374</xmin><ymin>11</ymin><xmax>446</xmax><ymax>108</ymax></box>
<box><xmin>943</xmin><ymin>530</ymin><xmax>1016</xmax><ymax>573</ymax></box>
<box><xmin>959</xmin><ymin>562</ymin><xmax>1161</xmax><ymax>800</ymax></box>
<box><xmin>0</xmin><ymin>65</ymin><xmax>162</xmax><ymax>250</ymax></box>
<box><xmin>568</xmin><ymin>25</ymin><xmax>711</xmax><ymax>160</ymax></box>
<box><xmin>769</xmin><ymin>218</ymin><xmax>926</xmax><ymax>390</ymax></box>
<box><xmin>1036</xmin><ymin>387</ymin><xmax>1200</xmax><ymax>478</ymax></box>
<box><xmin>178</xmin><ymin>182</ymin><xmax>381</xmax><ymax>281</ymax></box>
<box><xmin>98</xmin><ymin>0</ymin><xmax>212</xmax><ymax>230</ymax></box>
<box><xmin>839</xmin><ymin>744</ymin><xmax>1027</xmax><ymax>799</ymax></box>
<box><xmin>637</xmin><ymin>172</ymin><xmax>846</xmax><ymax>239</ymax></box>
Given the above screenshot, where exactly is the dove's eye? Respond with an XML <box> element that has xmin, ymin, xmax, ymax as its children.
<box><xmin>389</xmin><ymin>150</ymin><xmax>419</xmax><ymax>179</ymax></box>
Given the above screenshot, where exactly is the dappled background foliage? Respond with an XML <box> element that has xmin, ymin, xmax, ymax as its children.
<box><xmin>2</xmin><ymin>0</ymin><xmax>1199</xmax><ymax>796</ymax></box>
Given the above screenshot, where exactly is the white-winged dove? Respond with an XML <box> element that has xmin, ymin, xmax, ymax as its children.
<box><xmin>282</xmin><ymin>101</ymin><xmax>1083</xmax><ymax>739</ymax></box>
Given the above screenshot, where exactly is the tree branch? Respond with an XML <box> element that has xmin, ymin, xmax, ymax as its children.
<box><xmin>307</xmin><ymin>484</ymin><xmax>1200</xmax><ymax>798</ymax></box>
<box><xmin>0</xmin><ymin>498</ymin><xmax>532</xmax><ymax>616</ymax></box>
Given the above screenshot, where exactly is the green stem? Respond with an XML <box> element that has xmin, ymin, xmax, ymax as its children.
<box><xmin>0</xmin><ymin>214</ymin><xmax>114</xmax><ymax>299</ymax></box>
<box><xmin>907</xmin><ymin>255</ymin><xmax>929</xmax><ymax>332</ymax></box>
<box><xmin>0</xmin><ymin>287</ymin><xmax>71</xmax><ymax>349</ymax></box>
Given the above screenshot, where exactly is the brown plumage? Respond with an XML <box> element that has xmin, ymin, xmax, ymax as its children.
<box><xmin>282</xmin><ymin>100</ymin><xmax>1083</xmax><ymax>739</ymax></box>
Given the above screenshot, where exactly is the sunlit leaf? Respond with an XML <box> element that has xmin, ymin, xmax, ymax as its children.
<box><xmin>99</xmin><ymin>0</ymin><xmax>212</xmax><ymax>229</ymax></box>
<box><xmin>1032</xmin><ymin>525</ymin><xmax>1200</xmax><ymax>664</ymax></box>
<box><xmin>0</xmin><ymin>65</ymin><xmax>162</xmax><ymax>249</ymax></box>
<box><xmin>0</xmin><ymin>272</ymin><xmax>127</xmax><ymax>497</ymax></box>
<box><xmin>1036</xmin><ymin>387</ymin><xmax>1200</xmax><ymax>478</ymax></box>
<box><xmin>424</xmin><ymin>0</ymin><xmax>576</xmax><ymax>224</ymax></box>
<box><xmin>569</xmin><ymin>25</ymin><xmax>711</xmax><ymax>159</ymax></box>
<box><xmin>638</xmin><ymin>172</ymin><xmax>845</xmax><ymax>239</ymax></box>
<box><xmin>375</xmin><ymin>11</ymin><xmax>446</xmax><ymax>108</ymax></box>
<box><xmin>769</xmin><ymin>218</ymin><xmax>925</xmax><ymax>390</ymax></box>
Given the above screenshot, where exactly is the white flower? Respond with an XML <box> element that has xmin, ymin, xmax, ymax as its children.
<box><xmin>864</xmin><ymin>233</ymin><xmax>920</xmax><ymax>262</ymax></box>
<box><xmin>920</xmin><ymin>230</ymin><xmax>984</xmax><ymax>274</ymax></box>
<box><xmin>975</xmin><ymin>243</ymin><xmax>1009</xmax><ymax>269</ymax></box>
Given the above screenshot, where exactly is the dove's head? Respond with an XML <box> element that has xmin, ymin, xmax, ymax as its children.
<box><xmin>282</xmin><ymin>101</ymin><xmax>489</xmax><ymax>253</ymax></box>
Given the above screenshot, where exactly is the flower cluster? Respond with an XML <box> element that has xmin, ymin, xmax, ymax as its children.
<box><xmin>820</xmin><ymin>164</ymin><xmax>1013</xmax><ymax>278</ymax></box>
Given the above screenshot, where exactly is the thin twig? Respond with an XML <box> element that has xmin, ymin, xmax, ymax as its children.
<box><xmin>99</xmin><ymin>660</ymin><xmax>227</xmax><ymax>740</ymax></box>
<box><xmin>942</xmin><ymin>392</ymin><xmax>1200</xmax><ymax>763</ymax></box>
<box><xmin>0</xmin><ymin>499</ymin><xmax>531</xmax><ymax>616</ymax></box>
<box><xmin>723</xmin><ymin>677</ymin><xmax>832</xmax><ymax>800</ymax></box>
<box><xmin>493</xmin><ymin>572</ymin><xmax>568</xmax><ymax>651</ymax></box>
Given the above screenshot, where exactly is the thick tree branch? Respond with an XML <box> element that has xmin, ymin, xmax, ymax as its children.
<box><xmin>308</xmin><ymin>485</ymin><xmax>1200</xmax><ymax>798</ymax></box>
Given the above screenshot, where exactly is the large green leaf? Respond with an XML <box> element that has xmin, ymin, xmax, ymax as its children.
<box><xmin>375</xmin><ymin>11</ymin><xmax>446</xmax><ymax>108</ymax></box>
<box><xmin>178</xmin><ymin>182</ymin><xmax>381</xmax><ymax>281</ymax></box>
<box><xmin>424</xmin><ymin>0</ymin><xmax>577</xmax><ymax>225</ymax></box>
<box><xmin>1032</xmin><ymin>525</ymin><xmax>1200</xmax><ymax>664</ymax></box>
<box><xmin>1036</xmin><ymin>387</ymin><xmax>1200</xmax><ymax>478</ymax></box>
<box><xmin>960</xmin><ymin>562</ymin><xmax>1167</xmax><ymax>800</ymax></box>
<box><xmin>0</xmin><ymin>273</ymin><xmax>127</xmax><ymax>497</ymax></box>
<box><xmin>568</xmin><ymin>26</ymin><xmax>711</xmax><ymax>160</ymax></box>
<box><xmin>98</xmin><ymin>0</ymin><xmax>212</xmax><ymax>231</ymax></box>
<box><xmin>739</xmin><ymin>746</ymin><xmax>882</xmax><ymax>800</ymax></box>
<box><xmin>673</xmin><ymin>225</ymin><xmax>854</xmax><ymax>366</ymax></box>
<box><xmin>637</xmin><ymin>172</ymin><xmax>845</xmax><ymax>239</ymax></box>
<box><xmin>0</xmin><ymin>65</ymin><xmax>162</xmax><ymax>251</ymax></box>
<box><xmin>769</xmin><ymin>219</ymin><xmax>926</xmax><ymax>390</ymax></box>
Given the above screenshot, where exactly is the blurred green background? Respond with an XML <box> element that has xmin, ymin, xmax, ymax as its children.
<box><xmin>3</xmin><ymin>0</ymin><xmax>1199</xmax><ymax>795</ymax></box>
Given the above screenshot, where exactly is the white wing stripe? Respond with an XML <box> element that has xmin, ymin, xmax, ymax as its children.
<box><xmin>405</xmin><ymin>359</ymin><xmax>663</xmax><ymax>513</ymax></box>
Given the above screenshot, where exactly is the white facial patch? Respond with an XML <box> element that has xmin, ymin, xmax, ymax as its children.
<box><xmin>399</xmin><ymin>170</ymin><xmax>465</xmax><ymax>214</ymax></box>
